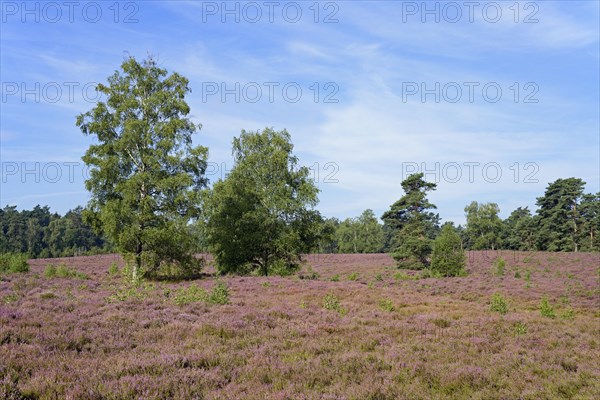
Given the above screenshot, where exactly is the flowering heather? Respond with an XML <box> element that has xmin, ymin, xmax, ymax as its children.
<box><xmin>1</xmin><ymin>251</ymin><xmax>599</xmax><ymax>399</ymax></box>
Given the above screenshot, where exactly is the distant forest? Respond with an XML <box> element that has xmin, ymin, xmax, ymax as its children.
<box><xmin>2</xmin><ymin>177</ymin><xmax>598</xmax><ymax>259</ymax></box>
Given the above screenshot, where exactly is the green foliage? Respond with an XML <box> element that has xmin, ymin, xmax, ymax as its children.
<box><xmin>493</xmin><ymin>257</ymin><xmax>506</xmax><ymax>276</ymax></box>
<box><xmin>205</xmin><ymin>128</ymin><xmax>321</xmax><ymax>276</ymax></box>
<box><xmin>336</xmin><ymin>209</ymin><xmax>384</xmax><ymax>253</ymax></box>
<box><xmin>535</xmin><ymin>178</ymin><xmax>585</xmax><ymax>251</ymax></box>
<box><xmin>45</xmin><ymin>263</ymin><xmax>88</xmax><ymax>280</ymax></box>
<box><xmin>108</xmin><ymin>262</ymin><xmax>120</xmax><ymax>276</ymax></box>
<box><xmin>347</xmin><ymin>272</ymin><xmax>359</xmax><ymax>281</ymax></box>
<box><xmin>539</xmin><ymin>297</ymin><xmax>556</xmax><ymax>318</ymax></box>
<box><xmin>514</xmin><ymin>271</ymin><xmax>521</xmax><ymax>279</ymax></box>
<box><xmin>330</xmin><ymin>274</ymin><xmax>340</xmax><ymax>282</ymax></box>
<box><xmin>430</xmin><ymin>223</ymin><xmax>466</xmax><ymax>277</ymax></box>
<box><xmin>490</xmin><ymin>293</ymin><xmax>509</xmax><ymax>315</ymax></box>
<box><xmin>2</xmin><ymin>292</ymin><xmax>19</xmax><ymax>304</ymax></box>
<box><xmin>173</xmin><ymin>284</ymin><xmax>208</xmax><ymax>306</ymax></box>
<box><xmin>502</xmin><ymin>207</ymin><xmax>536</xmax><ymax>250</ymax></box>
<box><xmin>207</xmin><ymin>281</ymin><xmax>231</xmax><ymax>305</ymax></box>
<box><xmin>0</xmin><ymin>253</ymin><xmax>29</xmax><ymax>274</ymax></box>
<box><xmin>560</xmin><ymin>308</ymin><xmax>575</xmax><ymax>320</ymax></box>
<box><xmin>0</xmin><ymin>205</ymin><xmax>108</xmax><ymax>258</ymax></box>
<box><xmin>77</xmin><ymin>56</ymin><xmax>207</xmax><ymax>279</ymax></box>
<box><xmin>394</xmin><ymin>271</ymin><xmax>417</xmax><ymax>280</ymax></box>
<box><xmin>464</xmin><ymin>201</ymin><xmax>502</xmax><ymax>250</ymax></box>
<box><xmin>323</xmin><ymin>293</ymin><xmax>347</xmax><ymax>315</ymax></box>
<box><xmin>513</xmin><ymin>321</ymin><xmax>528</xmax><ymax>336</ymax></box>
<box><xmin>382</xmin><ymin>173</ymin><xmax>439</xmax><ymax>269</ymax></box>
<box><xmin>375</xmin><ymin>273</ymin><xmax>383</xmax><ymax>281</ymax></box>
<box><xmin>379</xmin><ymin>298</ymin><xmax>395</xmax><ymax>312</ymax></box>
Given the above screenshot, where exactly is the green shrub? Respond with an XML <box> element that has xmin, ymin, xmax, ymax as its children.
<box><xmin>430</xmin><ymin>224</ymin><xmax>466</xmax><ymax>277</ymax></box>
<box><xmin>173</xmin><ymin>284</ymin><xmax>208</xmax><ymax>306</ymax></box>
<box><xmin>208</xmin><ymin>281</ymin><xmax>230</xmax><ymax>305</ymax></box>
<box><xmin>323</xmin><ymin>293</ymin><xmax>347</xmax><ymax>316</ymax></box>
<box><xmin>330</xmin><ymin>274</ymin><xmax>340</xmax><ymax>282</ymax></box>
<box><xmin>375</xmin><ymin>273</ymin><xmax>383</xmax><ymax>281</ymax></box>
<box><xmin>560</xmin><ymin>308</ymin><xmax>575</xmax><ymax>320</ymax></box>
<box><xmin>513</xmin><ymin>321</ymin><xmax>528</xmax><ymax>335</ymax></box>
<box><xmin>108</xmin><ymin>262</ymin><xmax>120</xmax><ymax>275</ymax></box>
<box><xmin>394</xmin><ymin>271</ymin><xmax>416</xmax><ymax>280</ymax></box>
<box><xmin>540</xmin><ymin>297</ymin><xmax>556</xmax><ymax>319</ymax></box>
<box><xmin>46</xmin><ymin>263</ymin><xmax>88</xmax><ymax>280</ymax></box>
<box><xmin>490</xmin><ymin>293</ymin><xmax>509</xmax><ymax>315</ymax></box>
<box><xmin>0</xmin><ymin>254</ymin><xmax>29</xmax><ymax>274</ymax></box>
<box><xmin>45</xmin><ymin>264</ymin><xmax>57</xmax><ymax>278</ymax></box>
<box><xmin>379</xmin><ymin>298</ymin><xmax>395</xmax><ymax>312</ymax></box>
<box><xmin>347</xmin><ymin>272</ymin><xmax>359</xmax><ymax>281</ymax></box>
<box><xmin>493</xmin><ymin>257</ymin><xmax>506</xmax><ymax>276</ymax></box>
<box><xmin>514</xmin><ymin>271</ymin><xmax>521</xmax><ymax>279</ymax></box>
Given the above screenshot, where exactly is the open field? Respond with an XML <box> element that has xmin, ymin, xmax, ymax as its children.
<box><xmin>1</xmin><ymin>252</ymin><xmax>599</xmax><ymax>399</ymax></box>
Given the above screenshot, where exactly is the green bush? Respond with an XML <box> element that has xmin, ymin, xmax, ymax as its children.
<box><xmin>540</xmin><ymin>297</ymin><xmax>556</xmax><ymax>319</ymax></box>
<box><xmin>0</xmin><ymin>253</ymin><xmax>29</xmax><ymax>274</ymax></box>
<box><xmin>347</xmin><ymin>272</ymin><xmax>359</xmax><ymax>281</ymax></box>
<box><xmin>493</xmin><ymin>257</ymin><xmax>506</xmax><ymax>276</ymax></box>
<box><xmin>208</xmin><ymin>281</ymin><xmax>230</xmax><ymax>305</ymax></box>
<box><xmin>323</xmin><ymin>293</ymin><xmax>347</xmax><ymax>315</ymax></box>
<box><xmin>330</xmin><ymin>274</ymin><xmax>340</xmax><ymax>282</ymax></box>
<box><xmin>490</xmin><ymin>293</ymin><xmax>509</xmax><ymax>315</ymax></box>
<box><xmin>430</xmin><ymin>224</ymin><xmax>466</xmax><ymax>277</ymax></box>
<box><xmin>45</xmin><ymin>263</ymin><xmax>88</xmax><ymax>280</ymax></box>
<box><xmin>108</xmin><ymin>262</ymin><xmax>120</xmax><ymax>275</ymax></box>
<box><xmin>379</xmin><ymin>298</ymin><xmax>395</xmax><ymax>312</ymax></box>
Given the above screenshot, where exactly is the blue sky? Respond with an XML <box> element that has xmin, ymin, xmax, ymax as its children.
<box><xmin>1</xmin><ymin>0</ymin><xmax>599</xmax><ymax>224</ymax></box>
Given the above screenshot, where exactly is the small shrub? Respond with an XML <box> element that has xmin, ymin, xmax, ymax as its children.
<box><xmin>299</xmin><ymin>300</ymin><xmax>307</xmax><ymax>309</ymax></box>
<box><xmin>560</xmin><ymin>308</ymin><xmax>575</xmax><ymax>320</ymax></box>
<box><xmin>330</xmin><ymin>274</ymin><xmax>340</xmax><ymax>282</ymax></box>
<box><xmin>379</xmin><ymin>298</ymin><xmax>395</xmax><ymax>312</ymax></box>
<box><xmin>0</xmin><ymin>254</ymin><xmax>29</xmax><ymax>274</ymax></box>
<box><xmin>514</xmin><ymin>271</ymin><xmax>521</xmax><ymax>279</ymax></box>
<box><xmin>347</xmin><ymin>272</ymin><xmax>359</xmax><ymax>281</ymax></box>
<box><xmin>394</xmin><ymin>271</ymin><xmax>416</xmax><ymax>280</ymax></box>
<box><xmin>494</xmin><ymin>257</ymin><xmax>506</xmax><ymax>276</ymax></box>
<box><xmin>261</xmin><ymin>281</ymin><xmax>271</xmax><ymax>287</ymax></box>
<box><xmin>540</xmin><ymin>296</ymin><xmax>556</xmax><ymax>319</ymax></box>
<box><xmin>108</xmin><ymin>262</ymin><xmax>120</xmax><ymax>276</ymax></box>
<box><xmin>433</xmin><ymin>318</ymin><xmax>451</xmax><ymax>328</ymax></box>
<box><xmin>513</xmin><ymin>321</ymin><xmax>528</xmax><ymax>336</ymax></box>
<box><xmin>323</xmin><ymin>293</ymin><xmax>347</xmax><ymax>316</ymax></box>
<box><xmin>208</xmin><ymin>281</ymin><xmax>230</xmax><ymax>305</ymax></box>
<box><xmin>419</xmin><ymin>269</ymin><xmax>443</xmax><ymax>279</ymax></box>
<box><xmin>173</xmin><ymin>284</ymin><xmax>208</xmax><ymax>306</ymax></box>
<box><xmin>490</xmin><ymin>293</ymin><xmax>509</xmax><ymax>315</ymax></box>
<box><xmin>524</xmin><ymin>269</ymin><xmax>532</xmax><ymax>282</ymax></box>
<box><xmin>40</xmin><ymin>292</ymin><xmax>57</xmax><ymax>299</ymax></box>
<box><xmin>2</xmin><ymin>292</ymin><xmax>19</xmax><ymax>304</ymax></box>
<box><xmin>375</xmin><ymin>273</ymin><xmax>383</xmax><ymax>281</ymax></box>
<box><xmin>44</xmin><ymin>264</ymin><xmax>57</xmax><ymax>278</ymax></box>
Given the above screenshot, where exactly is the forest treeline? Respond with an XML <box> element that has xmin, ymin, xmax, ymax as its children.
<box><xmin>0</xmin><ymin>206</ymin><xmax>109</xmax><ymax>258</ymax></box>
<box><xmin>3</xmin><ymin>176</ymin><xmax>598</xmax><ymax>259</ymax></box>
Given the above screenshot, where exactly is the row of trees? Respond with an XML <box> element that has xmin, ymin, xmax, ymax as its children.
<box><xmin>313</xmin><ymin>177</ymin><xmax>599</xmax><ymax>258</ymax></box>
<box><xmin>0</xmin><ymin>205</ymin><xmax>108</xmax><ymax>258</ymax></box>
<box><xmin>5</xmin><ymin>57</ymin><xmax>596</xmax><ymax>279</ymax></box>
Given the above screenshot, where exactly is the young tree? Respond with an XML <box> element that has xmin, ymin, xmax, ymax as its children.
<box><xmin>464</xmin><ymin>201</ymin><xmax>502</xmax><ymax>250</ymax></box>
<box><xmin>430</xmin><ymin>223</ymin><xmax>466</xmax><ymax>277</ymax></box>
<box><xmin>77</xmin><ymin>56</ymin><xmax>208</xmax><ymax>278</ymax></box>
<box><xmin>535</xmin><ymin>178</ymin><xmax>585</xmax><ymax>251</ymax></box>
<box><xmin>382</xmin><ymin>173</ymin><xmax>438</xmax><ymax>269</ymax></box>
<box><xmin>205</xmin><ymin>128</ymin><xmax>321</xmax><ymax>276</ymax></box>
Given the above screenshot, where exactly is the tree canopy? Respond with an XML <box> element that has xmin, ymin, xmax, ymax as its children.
<box><xmin>76</xmin><ymin>56</ymin><xmax>208</xmax><ymax>278</ymax></box>
<box><xmin>205</xmin><ymin>128</ymin><xmax>321</xmax><ymax>276</ymax></box>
